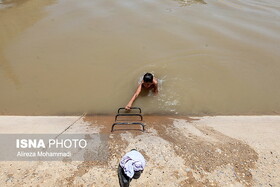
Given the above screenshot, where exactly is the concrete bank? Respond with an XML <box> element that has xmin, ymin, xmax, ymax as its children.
<box><xmin>0</xmin><ymin>115</ymin><xmax>279</xmax><ymax>186</ymax></box>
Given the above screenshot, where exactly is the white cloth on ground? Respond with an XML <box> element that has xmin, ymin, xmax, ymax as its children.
<box><xmin>120</xmin><ymin>150</ymin><xmax>146</xmax><ymax>178</ymax></box>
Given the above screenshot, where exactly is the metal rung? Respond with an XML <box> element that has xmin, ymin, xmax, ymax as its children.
<box><xmin>111</xmin><ymin>122</ymin><xmax>145</xmax><ymax>132</ymax></box>
<box><xmin>115</xmin><ymin>114</ymin><xmax>143</xmax><ymax>121</ymax></box>
<box><xmin>118</xmin><ymin>107</ymin><xmax>141</xmax><ymax>114</ymax></box>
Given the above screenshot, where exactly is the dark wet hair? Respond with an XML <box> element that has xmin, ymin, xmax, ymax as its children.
<box><xmin>143</xmin><ymin>73</ymin><xmax>153</xmax><ymax>83</ymax></box>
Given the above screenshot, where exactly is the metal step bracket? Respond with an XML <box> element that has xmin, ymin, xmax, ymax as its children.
<box><xmin>111</xmin><ymin>107</ymin><xmax>144</xmax><ymax>132</ymax></box>
<box><xmin>111</xmin><ymin>122</ymin><xmax>145</xmax><ymax>132</ymax></box>
<box><xmin>115</xmin><ymin>113</ymin><xmax>143</xmax><ymax>121</ymax></box>
<box><xmin>117</xmin><ymin>107</ymin><xmax>141</xmax><ymax>114</ymax></box>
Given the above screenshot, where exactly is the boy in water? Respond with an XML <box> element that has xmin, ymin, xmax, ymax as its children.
<box><xmin>125</xmin><ymin>73</ymin><xmax>158</xmax><ymax>110</ymax></box>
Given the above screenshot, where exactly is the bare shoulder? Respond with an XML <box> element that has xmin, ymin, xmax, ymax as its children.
<box><xmin>137</xmin><ymin>82</ymin><xmax>142</xmax><ymax>90</ymax></box>
<box><xmin>139</xmin><ymin>81</ymin><xmax>144</xmax><ymax>87</ymax></box>
<box><xmin>153</xmin><ymin>77</ymin><xmax>158</xmax><ymax>85</ymax></box>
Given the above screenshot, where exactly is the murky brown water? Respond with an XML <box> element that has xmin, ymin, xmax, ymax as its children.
<box><xmin>0</xmin><ymin>0</ymin><xmax>280</xmax><ymax>115</ymax></box>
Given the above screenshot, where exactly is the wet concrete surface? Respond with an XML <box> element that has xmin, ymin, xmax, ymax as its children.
<box><xmin>0</xmin><ymin>115</ymin><xmax>279</xmax><ymax>186</ymax></box>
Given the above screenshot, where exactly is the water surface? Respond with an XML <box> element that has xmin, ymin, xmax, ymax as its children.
<box><xmin>0</xmin><ymin>0</ymin><xmax>280</xmax><ymax>115</ymax></box>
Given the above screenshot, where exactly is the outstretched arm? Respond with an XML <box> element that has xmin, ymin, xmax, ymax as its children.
<box><xmin>125</xmin><ymin>84</ymin><xmax>142</xmax><ymax>110</ymax></box>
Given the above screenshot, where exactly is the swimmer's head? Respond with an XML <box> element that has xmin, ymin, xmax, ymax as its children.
<box><xmin>143</xmin><ymin>73</ymin><xmax>153</xmax><ymax>83</ymax></box>
<box><xmin>143</xmin><ymin>73</ymin><xmax>153</xmax><ymax>88</ymax></box>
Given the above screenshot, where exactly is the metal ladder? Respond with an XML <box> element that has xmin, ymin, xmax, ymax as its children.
<box><xmin>111</xmin><ymin>107</ymin><xmax>145</xmax><ymax>132</ymax></box>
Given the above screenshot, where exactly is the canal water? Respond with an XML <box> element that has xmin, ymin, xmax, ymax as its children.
<box><xmin>0</xmin><ymin>0</ymin><xmax>280</xmax><ymax>115</ymax></box>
